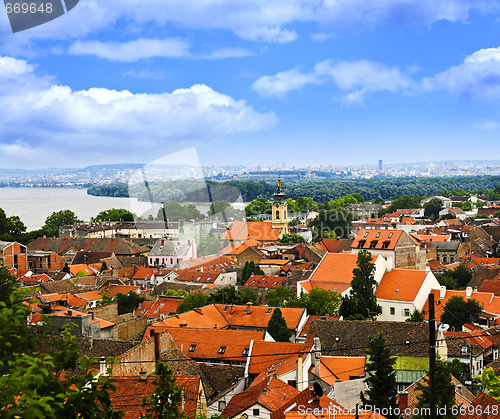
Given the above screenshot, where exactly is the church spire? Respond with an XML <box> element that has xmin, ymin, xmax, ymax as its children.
<box><xmin>274</xmin><ymin>175</ymin><xmax>285</xmax><ymax>203</ymax></box>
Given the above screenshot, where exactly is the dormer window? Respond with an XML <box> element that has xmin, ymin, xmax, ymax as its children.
<box><xmin>189</xmin><ymin>344</ymin><xmax>196</xmax><ymax>352</ymax></box>
<box><xmin>223</xmin><ymin>306</ymin><xmax>229</xmax><ymax>311</ymax></box>
<box><xmin>219</xmin><ymin>346</ymin><xmax>226</xmax><ymax>354</ymax></box>
<box><xmin>370</xmin><ymin>240</ymin><xmax>378</xmax><ymax>249</ymax></box>
<box><xmin>243</xmin><ymin>347</ymin><xmax>250</xmax><ymax>356</ymax></box>
<box><xmin>358</xmin><ymin>240</ymin><xmax>366</xmax><ymax>248</ymax></box>
<box><xmin>266</xmin><ymin>308</ymin><xmax>272</xmax><ymax>313</ymax></box>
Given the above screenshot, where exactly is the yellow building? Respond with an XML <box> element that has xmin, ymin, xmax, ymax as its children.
<box><xmin>271</xmin><ymin>176</ymin><xmax>288</xmax><ymax>236</ymax></box>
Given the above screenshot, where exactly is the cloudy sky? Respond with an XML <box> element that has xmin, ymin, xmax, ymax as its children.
<box><xmin>1</xmin><ymin>0</ymin><xmax>500</xmax><ymax>169</ymax></box>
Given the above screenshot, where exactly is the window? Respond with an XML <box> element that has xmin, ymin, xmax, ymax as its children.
<box><xmin>189</xmin><ymin>344</ymin><xmax>196</xmax><ymax>352</ymax></box>
<box><xmin>358</xmin><ymin>240</ymin><xmax>366</xmax><ymax>248</ymax></box>
<box><xmin>388</xmin><ymin>232</ymin><xmax>393</xmax><ymax>238</ymax></box>
<box><xmin>369</xmin><ymin>240</ymin><xmax>378</xmax><ymax>249</ymax></box>
<box><xmin>243</xmin><ymin>347</ymin><xmax>250</xmax><ymax>356</ymax></box>
<box><xmin>382</xmin><ymin>241</ymin><xmax>390</xmax><ymax>249</ymax></box>
<box><xmin>461</xmin><ymin>346</ymin><xmax>468</xmax><ymax>354</ymax></box>
<box><xmin>219</xmin><ymin>346</ymin><xmax>226</xmax><ymax>354</ymax></box>
<box><xmin>364</xmin><ymin>232</ymin><xmax>369</xmax><ymax>238</ymax></box>
<box><xmin>253</xmin><ymin>408</ymin><xmax>260</xmax><ymax>416</ymax></box>
<box><xmin>218</xmin><ymin>401</ymin><xmax>226</xmax><ymax>412</ymax></box>
<box><xmin>404</xmin><ymin>308</ymin><xmax>410</xmax><ymax>317</ymax></box>
<box><xmin>376</xmin><ymin>232</ymin><xmax>381</xmax><ymax>238</ymax></box>
<box><xmin>272</xmin><ymin>281</ymin><xmax>277</xmax><ymax>286</ymax></box>
<box><xmin>223</xmin><ymin>306</ymin><xmax>229</xmax><ymax>311</ymax></box>
<box><xmin>276</xmin><ymin>210</ymin><xmax>280</xmax><ymax>219</ymax></box>
<box><xmin>266</xmin><ymin>308</ymin><xmax>272</xmax><ymax>313</ymax></box>
<box><xmin>390</xmin><ymin>307</ymin><xmax>395</xmax><ymax>315</ymax></box>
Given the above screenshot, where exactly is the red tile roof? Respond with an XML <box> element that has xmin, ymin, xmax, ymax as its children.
<box><xmin>133</xmin><ymin>267</ymin><xmax>155</xmax><ymax>280</ymax></box>
<box><xmin>318</xmin><ymin>356</ymin><xmax>365</xmax><ymax>384</ymax></box>
<box><xmin>110</xmin><ymin>376</ymin><xmax>201</xmax><ymax>418</ymax></box>
<box><xmin>166</xmin><ymin>327</ymin><xmax>264</xmax><ymax>361</ymax></box>
<box><xmin>458</xmin><ymin>392</ymin><xmax>500</xmax><ymax>419</ymax></box>
<box><xmin>135</xmin><ymin>296</ymin><xmax>184</xmax><ymax>319</ymax></box>
<box><xmin>352</xmin><ymin>229</ymin><xmax>403</xmax><ymax>250</ymax></box>
<box><xmin>374</xmin><ymin>269</ymin><xmax>429</xmax><ymax>302</ymax></box>
<box><xmin>244</xmin><ymin>274</ymin><xmax>287</xmax><ymax>288</ymax></box>
<box><xmin>248</xmin><ymin>341</ymin><xmax>313</xmax><ymax>375</ymax></box>
<box><xmin>98</xmin><ymin>285</ymin><xmax>140</xmax><ymax>297</ymax></box>
<box><xmin>308</xmin><ymin>253</ymin><xmax>360</xmax><ymax>284</ymax></box>
<box><xmin>69</xmin><ymin>264</ymin><xmax>94</xmax><ymax>276</ymax></box>
<box><xmin>222</xmin><ymin>221</ymin><xmax>281</xmax><ymax>243</ymax></box>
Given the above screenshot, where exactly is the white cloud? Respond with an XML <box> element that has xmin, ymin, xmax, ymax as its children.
<box><xmin>422</xmin><ymin>47</ymin><xmax>500</xmax><ymax>100</ymax></box>
<box><xmin>252</xmin><ymin>68</ymin><xmax>320</xmax><ymax>97</ymax></box>
<box><xmin>4</xmin><ymin>0</ymin><xmax>495</xmax><ymax>46</ymax></box>
<box><xmin>253</xmin><ymin>59</ymin><xmax>413</xmax><ymax>103</ymax></box>
<box><xmin>122</xmin><ymin>69</ymin><xmax>167</xmax><ymax>79</ymax></box>
<box><xmin>474</xmin><ymin>121</ymin><xmax>500</xmax><ymax>131</ymax></box>
<box><xmin>198</xmin><ymin>48</ymin><xmax>253</xmax><ymax>60</ymax></box>
<box><xmin>0</xmin><ymin>56</ymin><xmax>277</xmax><ymax>167</ymax></box>
<box><xmin>68</xmin><ymin>38</ymin><xmax>190</xmax><ymax>61</ymax></box>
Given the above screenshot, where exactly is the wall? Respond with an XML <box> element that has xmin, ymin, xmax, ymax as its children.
<box><xmin>111</xmin><ymin>330</ymin><xmax>180</xmax><ymax>376</ymax></box>
<box><xmin>83</xmin><ymin>303</ymin><xmax>118</xmax><ymax>322</ymax></box>
<box><xmin>116</xmin><ymin>316</ymin><xmax>148</xmax><ymax>340</ymax></box>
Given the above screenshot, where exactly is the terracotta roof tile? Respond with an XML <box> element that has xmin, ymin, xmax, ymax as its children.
<box><xmin>245</xmin><ymin>274</ymin><xmax>287</xmax><ymax>288</ymax></box>
<box><xmin>352</xmin><ymin>229</ymin><xmax>403</xmax><ymax>250</ymax></box>
<box><xmin>248</xmin><ymin>341</ymin><xmax>313</xmax><ymax>375</ymax></box>
<box><xmin>374</xmin><ymin>269</ymin><xmax>429</xmax><ymax>302</ymax></box>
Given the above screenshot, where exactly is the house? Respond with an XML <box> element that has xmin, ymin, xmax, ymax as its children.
<box><xmin>148</xmin><ymin>239</ymin><xmax>197</xmax><ymax>268</ymax></box>
<box><xmin>170</xmin><ymin>270</ymin><xmax>237</xmax><ymax>286</ymax></box>
<box><xmin>421</xmin><ymin>195</ymin><xmax>453</xmax><ymax>208</ymax></box>
<box><xmin>222</xmin><ymin>221</ymin><xmax>282</xmax><ymax>247</ymax></box>
<box><xmin>221</xmin><ymin>375</ymin><xmax>299</xmax><ymax>419</ymax></box>
<box><xmin>308</xmin><ymin>319</ymin><xmax>447</xmax><ymax>392</ymax></box>
<box><xmin>0</xmin><ymin>240</ymin><xmax>28</xmax><ymax>273</ymax></box>
<box><xmin>297</xmin><ymin>252</ymin><xmax>386</xmax><ymax>297</ymax></box>
<box><xmin>74</xmin><ymin>291</ymin><xmax>105</xmax><ymax>308</ymax></box>
<box><xmin>314</xmin><ymin>356</ymin><xmax>365</xmax><ymax>386</ymax></box>
<box><xmin>374</xmin><ymin>269</ymin><xmax>440</xmax><ymax>321</ymax></box>
<box><xmin>109</xmin><ymin>375</ymin><xmax>206</xmax><ymax>418</ymax></box>
<box><xmin>351</xmin><ymin>229</ymin><xmax>426</xmax><ymax>270</ymax></box>
<box><xmin>440</xmin><ymin>207</ymin><xmax>467</xmax><ymax>220</ymax></box>
<box><xmin>132</xmin><ymin>266</ymin><xmax>156</xmax><ymax>287</ymax></box>
<box><xmin>27</xmin><ymin>250</ymin><xmax>65</xmax><ymax>273</ymax></box>
<box><xmin>223</xmin><ymin>241</ymin><xmax>264</xmax><ymax>266</ymax></box>
<box><xmin>457</xmin><ymin>391</ymin><xmax>500</xmax><ymax>419</ymax></box>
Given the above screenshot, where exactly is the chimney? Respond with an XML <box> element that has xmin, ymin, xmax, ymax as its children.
<box><xmin>230</xmin><ymin>304</ymin><xmax>235</xmax><ymax>314</ymax></box>
<box><xmin>154</xmin><ymin>332</ymin><xmax>161</xmax><ymax>363</ymax></box>
<box><xmin>90</xmin><ymin>311</ymin><xmax>95</xmax><ymax>320</ymax></box>
<box><xmin>314</xmin><ymin>337</ymin><xmax>321</xmax><ymax>377</ymax></box>
<box><xmin>296</xmin><ymin>355</ymin><xmax>303</xmax><ymax>391</ymax></box>
<box><xmin>67</xmin><ymin>310</ymin><xmax>72</xmax><ymax>316</ymax></box>
<box><xmin>440</xmin><ymin>286</ymin><xmax>446</xmax><ymax>299</ymax></box>
<box><xmin>139</xmin><ymin>371</ymin><xmax>147</xmax><ymax>382</ymax></box>
<box><xmin>466</xmin><ymin>286</ymin><xmax>473</xmax><ymax>299</ymax></box>
<box><xmin>161</xmin><ymin>239</ymin><xmax>164</xmax><ymax>246</ymax></box>
<box><xmin>399</xmin><ymin>392</ymin><xmax>408</xmax><ymax>411</ymax></box>
<box><xmin>246</xmin><ymin>302</ymin><xmax>253</xmax><ymax>314</ymax></box>
<box><xmin>99</xmin><ymin>356</ymin><xmax>106</xmax><ymax>375</ymax></box>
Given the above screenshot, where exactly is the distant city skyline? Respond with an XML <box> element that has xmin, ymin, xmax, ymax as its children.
<box><xmin>1</xmin><ymin>3</ymin><xmax>500</xmax><ymax>168</ymax></box>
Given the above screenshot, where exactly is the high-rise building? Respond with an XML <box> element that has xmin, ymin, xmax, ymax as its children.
<box><xmin>378</xmin><ymin>159</ymin><xmax>383</xmax><ymax>171</ymax></box>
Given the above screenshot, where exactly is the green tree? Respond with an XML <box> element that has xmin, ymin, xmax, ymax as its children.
<box><xmin>308</xmin><ymin>209</ymin><xmax>353</xmax><ymax>241</ymax></box>
<box><xmin>62</xmin><ymin>263</ymin><xmax>71</xmax><ymax>273</ymax></box>
<box><xmin>207</xmin><ymin>286</ymin><xmax>257</xmax><ymax>305</ymax></box>
<box><xmin>295</xmin><ymin>196</ymin><xmax>319</xmax><ymax>212</ymax></box>
<box><xmin>176</xmin><ymin>292</ymin><xmax>209</xmax><ymax>313</ymax></box>
<box><xmin>140</xmin><ymin>361</ymin><xmax>185</xmax><ymax>419</ymax></box>
<box><xmin>208</xmin><ymin>201</ymin><xmax>231</xmax><ymax>216</ymax></box>
<box><xmin>406</xmin><ymin>309</ymin><xmax>425</xmax><ymax>322</ymax></box>
<box><xmin>0</xmin><ymin>291</ymin><xmax>123</xmax><ymax>418</ymax></box>
<box><xmin>0</xmin><ymin>208</ymin><xmax>27</xmax><ymax>241</ymax></box>
<box><xmin>197</xmin><ymin>236</ymin><xmax>221</xmax><ymax>256</ymax></box>
<box><xmin>97</xmin><ymin>292</ymin><xmax>116</xmax><ymax>307</ymax></box>
<box><xmin>157</xmin><ymin>201</ymin><xmax>205</xmax><ymax>222</ymax></box>
<box><xmin>441</xmin><ymin>296</ymin><xmax>482</xmax><ymax>330</ymax></box>
<box><xmin>361</xmin><ymin>332</ymin><xmax>399</xmax><ymax>419</ymax></box>
<box><xmin>340</xmin><ymin>250</ymin><xmax>382</xmax><ymax>320</ymax></box>
<box><xmin>288</xmin><ymin>288</ymin><xmax>341</xmax><ymax>316</ymax></box>
<box><xmin>413</xmin><ymin>358</ymin><xmax>457</xmax><ymax>419</ymax></box>
<box><xmin>280</xmin><ymin>233</ymin><xmax>305</xmax><ymax>243</ymax></box>
<box><xmin>265</xmin><ymin>286</ymin><xmax>294</xmax><ymax>307</ymax></box>
<box><xmin>475</xmin><ymin>367</ymin><xmax>500</xmax><ymax>400</ymax></box>
<box><xmin>43</xmin><ymin>210</ymin><xmax>79</xmax><ymax>237</ymax></box>
<box><xmin>240</xmin><ymin>261</ymin><xmax>264</xmax><ymax>285</ymax></box>
<box><xmin>386</xmin><ymin>195</ymin><xmax>421</xmax><ymax>213</ymax></box>
<box><xmin>447</xmin><ymin>358</ymin><xmax>470</xmax><ymax>386</ymax></box>
<box><xmin>450</xmin><ymin>264</ymin><xmax>473</xmax><ymax>288</ymax></box>
<box><xmin>424</xmin><ymin>198</ymin><xmax>444</xmax><ymax>221</ymax></box>
<box><xmin>116</xmin><ymin>291</ymin><xmax>146</xmax><ymax>315</ymax></box>
<box><xmin>267</xmin><ymin>308</ymin><xmax>292</xmax><ymax>342</ymax></box>
<box><xmin>93</xmin><ymin>208</ymin><xmax>134</xmax><ymax>222</ymax></box>
<box><xmin>0</xmin><ymin>266</ymin><xmax>17</xmax><ymax>307</ymax></box>
<box><xmin>245</xmin><ymin>198</ymin><xmax>272</xmax><ymax>218</ymax></box>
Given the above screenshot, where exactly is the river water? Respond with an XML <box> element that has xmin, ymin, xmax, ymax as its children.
<box><xmin>0</xmin><ymin>187</ymin><xmax>245</xmax><ymax>231</ymax></box>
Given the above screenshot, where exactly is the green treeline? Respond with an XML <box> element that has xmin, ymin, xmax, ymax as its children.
<box><xmin>87</xmin><ymin>175</ymin><xmax>500</xmax><ymax>203</ymax></box>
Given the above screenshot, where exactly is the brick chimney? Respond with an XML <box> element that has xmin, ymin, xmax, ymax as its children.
<box><xmin>398</xmin><ymin>392</ymin><xmax>408</xmax><ymax>411</ymax></box>
<box><xmin>246</xmin><ymin>302</ymin><xmax>253</xmax><ymax>314</ymax></box>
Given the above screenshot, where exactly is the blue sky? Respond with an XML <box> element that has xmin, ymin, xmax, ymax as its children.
<box><xmin>1</xmin><ymin>1</ymin><xmax>500</xmax><ymax>169</ymax></box>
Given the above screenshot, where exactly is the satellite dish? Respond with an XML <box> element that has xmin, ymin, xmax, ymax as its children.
<box><xmin>313</xmin><ymin>382</ymin><xmax>324</xmax><ymax>397</ymax></box>
<box><xmin>438</xmin><ymin>323</ymin><xmax>450</xmax><ymax>332</ymax></box>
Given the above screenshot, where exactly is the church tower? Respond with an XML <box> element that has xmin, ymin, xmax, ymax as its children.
<box><xmin>272</xmin><ymin>175</ymin><xmax>288</xmax><ymax>236</ymax></box>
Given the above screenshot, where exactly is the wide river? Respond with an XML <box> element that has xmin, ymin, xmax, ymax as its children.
<box><xmin>0</xmin><ymin>187</ymin><xmax>245</xmax><ymax>231</ymax></box>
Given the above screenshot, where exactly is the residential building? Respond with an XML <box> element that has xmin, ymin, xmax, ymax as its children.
<box><xmin>147</xmin><ymin>239</ymin><xmax>197</xmax><ymax>268</ymax></box>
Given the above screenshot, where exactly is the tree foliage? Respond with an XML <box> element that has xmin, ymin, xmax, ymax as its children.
<box><xmin>116</xmin><ymin>291</ymin><xmax>146</xmax><ymax>315</ymax></box>
<box><xmin>207</xmin><ymin>286</ymin><xmax>258</xmax><ymax>305</ymax></box>
<box><xmin>340</xmin><ymin>251</ymin><xmax>381</xmax><ymax>319</ymax></box>
<box><xmin>265</xmin><ymin>286</ymin><xmax>294</xmax><ymax>307</ymax></box>
<box><xmin>267</xmin><ymin>308</ymin><xmax>292</xmax><ymax>342</ymax></box>
<box><xmin>387</xmin><ymin>195</ymin><xmax>421</xmax><ymax>213</ymax></box>
<box><xmin>424</xmin><ymin>198</ymin><xmax>443</xmax><ymax>221</ymax></box>
<box><xmin>43</xmin><ymin>210</ymin><xmax>79</xmax><ymax>237</ymax></box>
<box><xmin>413</xmin><ymin>358</ymin><xmax>457</xmax><ymax>419</ymax></box>
<box><xmin>0</xmin><ymin>266</ymin><xmax>17</xmax><ymax>307</ymax></box>
<box><xmin>240</xmin><ymin>261</ymin><xmax>264</xmax><ymax>285</ymax></box>
<box><xmin>475</xmin><ymin>367</ymin><xmax>500</xmax><ymax>400</ymax></box>
<box><xmin>308</xmin><ymin>209</ymin><xmax>353</xmax><ymax>241</ymax></box>
<box><xmin>156</xmin><ymin>201</ymin><xmax>205</xmax><ymax>222</ymax></box>
<box><xmin>93</xmin><ymin>208</ymin><xmax>134</xmax><ymax>222</ymax></box>
<box><xmin>140</xmin><ymin>361</ymin><xmax>185</xmax><ymax>419</ymax></box>
<box><xmin>288</xmin><ymin>288</ymin><xmax>342</xmax><ymax>316</ymax></box>
<box><xmin>361</xmin><ymin>332</ymin><xmax>399</xmax><ymax>419</ymax></box>
<box><xmin>176</xmin><ymin>292</ymin><xmax>209</xmax><ymax>314</ymax></box>
<box><xmin>441</xmin><ymin>296</ymin><xmax>482</xmax><ymax>330</ymax></box>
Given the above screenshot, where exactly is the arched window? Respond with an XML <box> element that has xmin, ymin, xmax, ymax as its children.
<box><xmin>276</xmin><ymin>210</ymin><xmax>280</xmax><ymax>219</ymax></box>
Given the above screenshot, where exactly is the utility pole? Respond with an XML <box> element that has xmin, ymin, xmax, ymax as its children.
<box><xmin>429</xmin><ymin>292</ymin><xmax>437</xmax><ymax>419</ymax></box>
